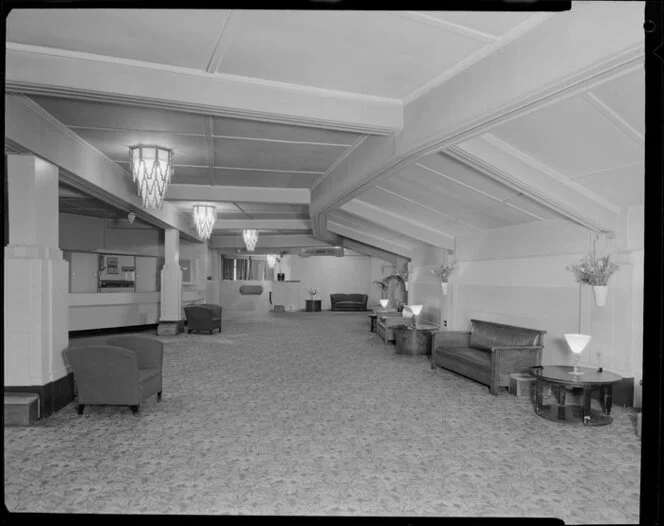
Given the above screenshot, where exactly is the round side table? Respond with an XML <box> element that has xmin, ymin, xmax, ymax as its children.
<box><xmin>305</xmin><ymin>299</ymin><xmax>322</xmax><ymax>312</ymax></box>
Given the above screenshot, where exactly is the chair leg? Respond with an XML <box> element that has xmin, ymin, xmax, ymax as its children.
<box><xmin>129</xmin><ymin>405</ymin><xmax>140</xmax><ymax>416</ymax></box>
<box><xmin>157</xmin><ymin>391</ymin><xmax>162</xmax><ymax>401</ymax></box>
<box><xmin>76</xmin><ymin>404</ymin><xmax>85</xmax><ymax>415</ymax></box>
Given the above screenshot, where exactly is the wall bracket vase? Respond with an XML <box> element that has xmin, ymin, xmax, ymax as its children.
<box><xmin>441</xmin><ymin>282</ymin><xmax>448</xmax><ymax>295</ymax></box>
<box><xmin>593</xmin><ymin>285</ymin><xmax>608</xmax><ymax>307</ymax></box>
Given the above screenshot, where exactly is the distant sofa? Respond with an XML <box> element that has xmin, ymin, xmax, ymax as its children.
<box><xmin>431</xmin><ymin>319</ymin><xmax>545</xmax><ymax>395</ymax></box>
<box><xmin>63</xmin><ymin>335</ymin><xmax>163</xmax><ymax>416</ymax></box>
<box><xmin>184</xmin><ymin>304</ymin><xmax>222</xmax><ymax>334</ymax></box>
<box><xmin>330</xmin><ymin>294</ymin><xmax>369</xmax><ymax>311</ymax></box>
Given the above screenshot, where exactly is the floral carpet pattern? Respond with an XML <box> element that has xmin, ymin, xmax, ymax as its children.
<box><xmin>4</xmin><ymin>312</ymin><xmax>641</xmax><ymax>522</ymax></box>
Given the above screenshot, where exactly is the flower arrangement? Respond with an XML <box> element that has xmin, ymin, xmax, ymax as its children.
<box><xmin>307</xmin><ymin>287</ymin><xmax>319</xmax><ymax>298</ymax></box>
<box><xmin>373</xmin><ymin>280</ymin><xmax>389</xmax><ymax>299</ymax></box>
<box><xmin>386</xmin><ymin>270</ymin><xmax>408</xmax><ymax>283</ymax></box>
<box><xmin>431</xmin><ymin>263</ymin><xmax>455</xmax><ymax>283</ymax></box>
<box><xmin>566</xmin><ymin>254</ymin><xmax>619</xmax><ymax>286</ymax></box>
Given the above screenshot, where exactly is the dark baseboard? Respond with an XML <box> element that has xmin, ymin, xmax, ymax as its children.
<box><xmin>5</xmin><ymin>372</ymin><xmax>75</xmax><ymax>418</ymax></box>
<box><xmin>69</xmin><ymin>324</ymin><xmax>158</xmax><ymax>339</ymax></box>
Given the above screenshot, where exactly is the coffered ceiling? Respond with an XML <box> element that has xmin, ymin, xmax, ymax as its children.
<box><xmin>4</xmin><ymin>5</ymin><xmax>645</xmax><ymax>259</ymax></box>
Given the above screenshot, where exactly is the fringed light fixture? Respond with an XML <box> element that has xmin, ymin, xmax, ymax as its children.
<box><xmin>192</xmin><ymin>205</ymin><xmax>216</xmax><ymax>240</ymax></box>
<box><xmin>129</xmin><ymin>145</ymin><xmax>174</xmax><ymax>208</ymax></box>
<box><xmin>242</xmin><ymin>229</ymin><xmax>258</xmax><ymax>252</ymax></box>
<box><xmin>266</xmin><ymin>254</ymin><xmax>277</xmax><ymax>268</ymax></box>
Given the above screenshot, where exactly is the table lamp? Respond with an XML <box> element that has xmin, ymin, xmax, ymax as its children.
<box><xmin>405</xmin><ymin>304</ymin><xmax>423</xmax><ymax>328</ymax></box>
<box><xmin>564</xmin><ymin>333</ymin><xmax>591</xmax><ymax>375</ymax></box>
<box><xmin>379</xmin><ymin>299</ymin><xmax>389</xmax><ymax>308</ymax></box>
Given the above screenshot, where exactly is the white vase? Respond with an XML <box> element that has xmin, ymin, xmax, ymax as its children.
<box><xmin>404</xmin><ymin>281</ymin><xmax>408</xmax><ymax>292</ymax></box>
<box><xmin>441</xmin><ymin>282</ymin><xmax>448</xmax><ymax>295</ymax></box>
<box><xmin>593</xmin><ymin>285</ymin><xmax>608</xmax><ymax>307</ymax></box>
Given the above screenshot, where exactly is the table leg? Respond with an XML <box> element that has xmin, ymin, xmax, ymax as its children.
<box><xmin>535</xmin><ymin>379</ymin><xmax>543</xmax><ymax>415</ymax></box>
<box><xmin>557</xmin><ymin>386</ymin><xmax>566</xmax><ymax>421</ymax></box>
<box><xmin>582</xmin><ymin>388</ymin><xmax>592</xmax><ymax>425</ymax></box>
<box><xmin>603</xmin><ymin>385</ymin><xmax>613</xmax><ymax>415</ymax></box>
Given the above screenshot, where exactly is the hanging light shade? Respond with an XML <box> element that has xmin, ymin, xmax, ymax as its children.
<box><xmin>266</xmin><ymin>254</ymin><xmax>277</xmax><ymax>268</ymax></box>
<box><xmin>242</xmin><ymin>229</ymin><xmax>258</xmax><ymax>252</ymax></box>
<box><xmin>129</xmin><ymin>145</ymin><xmax>174</xmax><ymax>209</ymax></box>
<box><xmin>192</xmin><ymin>205</ymin><xmax>216</xmax><ymax>240</ymax></box>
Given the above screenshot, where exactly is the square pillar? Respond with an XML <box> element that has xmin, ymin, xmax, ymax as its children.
<box><xmin>4</xmin><ymin>155</ymin><xmax>71</xmax><ymax>417</ymax></box>
<box><xmin>158</xmin><ymin>228</ymin><xmax>183</xmax><ymax>335</ymax></box>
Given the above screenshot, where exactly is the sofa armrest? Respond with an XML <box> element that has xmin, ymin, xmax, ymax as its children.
<box><xmin>106</xmin><ymin>336</ymin><xmax>163</xmax><ymax>370</ymax></box>
<box><xmin>433</xmin><ymin>331</ymin><xmax>471</xmax><ymax>349</ymax></box>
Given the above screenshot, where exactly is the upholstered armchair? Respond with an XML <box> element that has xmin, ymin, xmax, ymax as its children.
<box><xmin>63</xmin><ymin>336</ymin><xmax>163</xmax><ymax>416</ymax></box>
<box><xmin>184</xmin><ymin>303</ymin><xmax>222</xmax><ymax>334</ymax></box>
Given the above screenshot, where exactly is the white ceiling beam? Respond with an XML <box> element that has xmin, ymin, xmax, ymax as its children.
<box><xmin>167</xmin><ymin>184</ymin><xmax>310</xmax><ymax>204</ymax></box>
<box><xmin>310</xmin><ymin>3</ymin><xmax>643</xmax><ymax>234</ymax></box>
<box><xmin>6</xmin><ymin>44</ymin><xmax>403</xmax><ymax>135</ymax></box>
<box><xmin>326</xmin><ymin>220</ymin><xmax>414</xmax><ymax>258</ymax></box>
<box><xmin>5</xmin><ymin>94</ymin><xmax>200</xmax><ymax>241</ymax></box>
<box><xmin>212</xmin><ymin>219</ymin><xmax>310</xmax><ymax>230</ymax></box>
<box><xmin>341</xmin><ymin>199</ymin><xmax>455</xmax><ymax>250</ymax></box>
<box><xmin>339</xmin><ymin>237</ymin><xmax>400</xmax><ymax>264</ymax></box>
<box><xmin>449</xmin><ymin>134</ymin><xmax>620</xmax><ymax>233</ymax></box>
<box><xmin>211</xmin><ymin>234</ymin><xmax>327</xmax><ymax>249</ymax></box>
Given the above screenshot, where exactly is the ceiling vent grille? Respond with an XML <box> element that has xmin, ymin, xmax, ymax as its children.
<box><xmin>299</xmin><ymin>247</ymin><xmax>344</xmax><ymax>257</ymax></box>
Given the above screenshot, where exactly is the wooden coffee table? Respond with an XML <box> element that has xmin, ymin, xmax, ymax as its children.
<box><xmin>530</xmin><ymin>365</ymin><xmax>622</xmax><ymax>425</ymax></box>
<box><xmin>394</xmin><ymin>324</ymin><xmax>438</xmax><ymax>356</ymax></box>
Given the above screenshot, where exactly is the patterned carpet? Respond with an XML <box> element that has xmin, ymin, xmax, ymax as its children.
<box><xmin>4</xmin><ymin>312</ymin><xmax>641</xmax><ymax>522</ymax></box>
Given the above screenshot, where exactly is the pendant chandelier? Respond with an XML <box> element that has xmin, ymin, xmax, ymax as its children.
<box><xmin>129</xmin><ymin>145</ymin><xmax>174</xmax><ymax>209</ymax></box>
<box><xmin>192</xmin><ymin>205</ymin><xmax>216</xmax><ymax>240</ymax></box>
<box><xmin>242</xmin><ymin>229</ymin><xmax>258</xmax><ymax>252</ymax></box>
<box><xmin>266</xmin><ymin>254</ymin><xmax>277</xmax><ymax>268</ymax></box>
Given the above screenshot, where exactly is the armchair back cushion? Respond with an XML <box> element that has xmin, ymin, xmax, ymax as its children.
<box><xmin>64</xmin><ymin>345</ymin><xmax>143</xmax><ymax>406</ymax></box>
<box><xmin>184</xmin><ymin>304</ymin><xmax>222</xmax><ymax>333</ymax></box>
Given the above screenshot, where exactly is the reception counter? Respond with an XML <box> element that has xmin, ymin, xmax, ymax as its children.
<box><xmin>69</xmin><ymin>292</ymin><xmax>160</xmax><ymax>331</ymax></box>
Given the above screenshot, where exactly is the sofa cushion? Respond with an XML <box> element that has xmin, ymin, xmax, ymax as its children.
<box><xmin>469</xmin><ymin>320</ymin><xmax>543</xmax><ymax>349</ymax></box>
<box><xmin>139</xmin><ymin>368</ymin><xmax>161</xmax><ymax>383</ymax></box>
<box><xmin>438</xmin><ymin>346</ymin><xmax>492</xmax><ymax>368</ymax></box>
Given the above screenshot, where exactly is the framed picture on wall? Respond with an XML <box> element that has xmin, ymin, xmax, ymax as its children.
<box><xmin>107</xmin><ymin>256</ymin><xmax>119</xmax><ymax>275</ymax></box>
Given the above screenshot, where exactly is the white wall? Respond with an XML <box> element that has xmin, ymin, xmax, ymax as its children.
<box><xmin>408</xmin><ymin>245</ymin><xmax>448</xmax><ymax>326</ymax></box>
<box><xmin>285</xmin><ymin>252</ymin><xmax>374</xmax><ymax>310</ymax></box>
<box><xmin>452</xmin><ymin>217</ymin><xmax>643</xmax><ymax>383</ymax></box>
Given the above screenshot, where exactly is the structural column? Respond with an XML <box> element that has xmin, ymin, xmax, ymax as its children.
<box><xmin>158</xmin><ymin>228</ymin><xmax>183</xmax><ymax>335</ymax></box>
<box><xmin>4</xmin><ymin>154</ymin><xmax>71</xmax><ymax>417</ymax></box>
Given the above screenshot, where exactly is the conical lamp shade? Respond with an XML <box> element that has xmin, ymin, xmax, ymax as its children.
<box><xmin>564</xmin><ymin>333</ymin><xmax>591</xmax><ymax>355</ymax></box>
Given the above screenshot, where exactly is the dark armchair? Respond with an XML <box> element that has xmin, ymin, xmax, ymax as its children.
<box><xmin>184</xmin><ymin>303</ymin><xmax>222</xmax><ymax>334</ymax></box>
<box><xmin>63</xmin><ymin>335</ymin><xmax>164</xmax><ymax>416</ymax></box>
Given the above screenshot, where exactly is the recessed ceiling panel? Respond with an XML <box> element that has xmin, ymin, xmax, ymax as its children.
<box><xmin>434</xmin><ymin>220</ymin><xmax>482</xmax><ymax>237</ymax></box>
<box><xmin>356</xmin><ymin>187</ymin><xmax>454</xmax><ymax>226</ymax></box>
<box><xmin>168</xmin><ymin>201</ymin><xmax>240</xmax><ymax>213</ymax></box>
<box><xmin>573</xmin><ymin>162</ymin><xmax>644</xmax><ymax>208</ymax></box>
<box><xmin>7</xmin><ymin>9</ymin><xmax>228</xmax><ymax>70</ymax></box>
<box><xmin>212</xmin><ymin>116</ymin><xmax>359</xmax><ymax>145</ymax></box>
<box><xmin>380</xmin><ymin>164</ymin><xmax>499</xmax><ymax>218</ymax></box>
<box><xmin>502</xmin><ymin>194</ymin><xmax>567</xmax><ymax>221</ymax></box>
<box><xmin>589</xmin><ymin>68</ymin><xmax>645</xmax><ymax>137</ymax></box>
<box><xmin>29</xmin><ymin>96</ymin><xmax>207</xmax><ymax>134</ymax></box>
<box><xmin>213</xmin><ymin>169</ymin><xmax>317</xmax><ymax>189</ymax></box>
<box><xmin>490</xmin><ymin>95</ymin><xmax>644</xmax><ymax>178</ymax></box>
<box><xmin>75</xmin><ymin>129</ymin><xmax>209</xmax><ymax>166</ymax></box>
<box><xmin>417</xmin><ymin>152</ymin><xmax>518</xmax><ymax>201</ymax></box>
<box><xmin>423</xmin><ymin>11</ymin><xmax>533</xmax><ymax>39</ymax></box>
<box><xmin>213</xmin><ymin>137</ymin><xmax>345</xmax><ymax>172</ymax></box>
<box><xmin>457</xmin><ymin>203</ymin><xmax>540</xmax><ymax>230</ymax></box>
<box><xmin>218</xmin><ymin>10</ymin><xmax>485</xmax><ymax>98</ymax></box>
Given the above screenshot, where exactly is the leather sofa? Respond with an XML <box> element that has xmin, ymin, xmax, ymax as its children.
<box><xmin>431</xmin><ymin>319</ymin><xmax>545</xmax><ymax>395</ymax></box>
<box><xmin>184</xmin><ymin>303</ymin><xmax>222</xmax><ymax>334</ymax></box>
<box><xmin>330</xmin><ymin>293</ymin><xmax>368</xmax><ymax>311</ymax></box>
<box><xmin>63</xmin><ymin>335</ymin><xmax>164</xmax><ymax>415</ymax></box>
